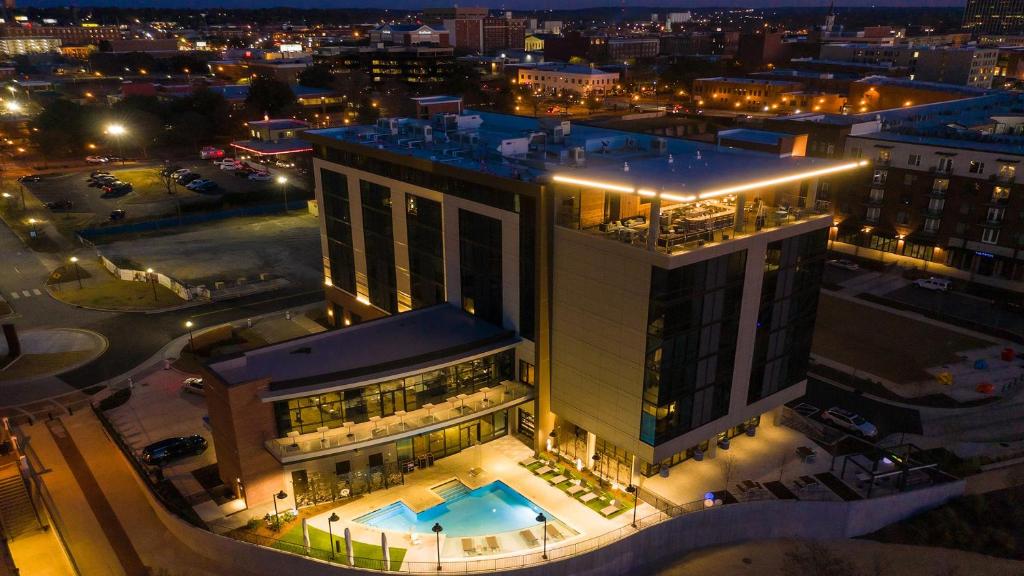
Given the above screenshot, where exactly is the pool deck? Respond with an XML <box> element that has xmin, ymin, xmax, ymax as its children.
<box><xmin>303</xmin><ymin>435</ymin><xmax>651</xmax><ymax>564</ymax></box>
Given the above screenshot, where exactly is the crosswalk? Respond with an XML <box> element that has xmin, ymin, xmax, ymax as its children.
<box><xmin>8</xmin><ymin>288</ymin><xmax>43</xmax><ymax>299</ymax></box>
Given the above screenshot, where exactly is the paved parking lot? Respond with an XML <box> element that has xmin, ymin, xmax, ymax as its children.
<box><xmin>97</xmin><ymin>212</ymin><xmax>322</xmax><ymax>287</ymax></box>
<box><xmin>23</xmin><ymin>158</ymin><xmax>309</xmax><ymax>229</ymax></box>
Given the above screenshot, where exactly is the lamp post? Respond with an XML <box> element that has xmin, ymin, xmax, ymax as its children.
<box><xmin>185</xmin><ymin>320</ymin><xmax>195</xmax><ymax>352</ymax></box>
<box><xmin>272</xmin><ymin>490</ymin><xmax>288</xmax><ymax>527</ymax></box>
<box><xmin>431</xmin><ymin>522</ymin><xmax>443</xmax><ymax>571</ymax></box>
<box><xmin>69</xmin><ymin>256</ymin><xmax>82</xmax><ymax>289</ymax></box>
<box><xmin>146</xmin><ymin>267</ymin><xmax>157</xmax><ymax>301</ymax></box>
<box><xmin>327</xmin><ymin>512</ymin><xmax>340</xmax><ymax>559</ymax></box>
<box><xmin>277</xmin><ymin>175</ymin><xmax>288</xmax><ymax>213</ymax></box>
<box><xmin>536</xmin><ymin>513</ymin><xmax>548</xmax><ymax>559</ymax></box>
<box><xmin>105</xmin><ymin>123</ymin><xmax>127</xmax><ymax>164</ymax></box>
<box><xmin>626</xmin><ymin>484</ymin><xmax>639</xmax><ymax>528</ymax></box>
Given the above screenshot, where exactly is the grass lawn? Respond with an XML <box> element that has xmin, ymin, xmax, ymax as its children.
<box><xmin>522</xmin><ymin>458</ymin><xmax>632</xmax><ymax>519</ymax></box>
<box><xmin>50</xmin><ymin>266</ymin><xmax>185</xmax><ymax>310</ymax></box>
<box><xmin>812</xmin><ymin>293</ymin><xmax>991</xmax><ymax>383</ymax></box>
<box><xmin>107</xmin><ymin>167</ymin><xmax>182</xmax><ymax>204</ymax></box>
<box><xmin>0</xmin><ymin>351</ymin><xmax>96</xmax><ymax>382</ymax></box>
<box><xmin>274</xmin><ymin>523</ymin><xmax>407</xmax><ymax>570</ymax></box>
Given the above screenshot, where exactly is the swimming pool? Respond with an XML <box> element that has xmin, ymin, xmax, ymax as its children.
<box><xmin>354</xmin><ymin>480</ymin><xmax>557</xmax><ymax>537</ymax></box>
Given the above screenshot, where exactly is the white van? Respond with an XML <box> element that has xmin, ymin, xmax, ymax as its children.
<box><xmin>913</xmin><ymin>277</ymin><xmax>952</xmax><ymax>291</ymax></box>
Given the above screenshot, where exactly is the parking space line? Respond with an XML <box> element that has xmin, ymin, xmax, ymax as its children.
<box><xmin>9</xmin><ymin>292</ymin><xmax>19</xmax><ymax>299</ymax></box>
<box><xmin>32</xmin><ymin>288</ymin><xmax>41</xmax><ymax>296</ymax></box>
<box><xmin>21</xmin><ymin>290</ymin><xmax>30</xmax><ymax>297</ymax></box>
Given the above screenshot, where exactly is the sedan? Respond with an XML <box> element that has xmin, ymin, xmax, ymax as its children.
<box><xmin>171</xmin><ymin>168</ymin><xmax>192</xmax><ymax>178</ymax></box>
<box><xmin>248</xmin><ymin>172</ymin><xmax>273</xmax><ymax>182</ymax></box>
<box><xmin>219</xmin><ymin>162</ymin><xmax>241</xmax><ymax>171</ymax></box>
<box><xmin>85</xmin><ymin>155</ymin><xmax>109</xmax><ymax>163</ymax></box>
<box><xmin>191</xmin><ymin>181</ymin><xmax>220</xmax><ymax>193</ymax></box>
<box><xmin>17</xmin><ymin>175</ymin><xmax>42</xmax><ymax>182</ymax></box>
<box><xmin>821</xmin><ymin>407</ymin><xmax>878</xmax><ymax>439</ymax></box>
<box><xmin>185</xmin><ymin>178</ymin><xmax>212</xmax><ymax>190</ymax></box>
<box><xmin>45</xmin><ymin>199</ymin><xmax>74</xmax><ymax>211</ymax></box>
<box><xmin>109</xmin><ymin>209</ymin><xmax>127</xmax><ymax>221</ymax></box>
<box><xmin>141</xmin><ymin>435</ymin><xmax>208</xmax><ymax>465</ymax></box>
<box><xmin>176</xmin><ymin>173</ymin><xmax>201</xmax><ymax>185</ymax></box>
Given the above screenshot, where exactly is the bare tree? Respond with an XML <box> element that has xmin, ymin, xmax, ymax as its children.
<box><xmin>719</xmin><ymin>453</ymin><xmax>736</xmax><ymax>492</ymax></box>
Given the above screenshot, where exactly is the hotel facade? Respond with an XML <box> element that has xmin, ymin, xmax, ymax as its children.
<box><xmin>203</xmin><ymin>103</ymin><xmax>864</xmax><ymax>507</ymax></box>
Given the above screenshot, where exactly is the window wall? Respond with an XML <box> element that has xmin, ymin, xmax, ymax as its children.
<box><xmin>406</xmin><ymin>194</ymin><xmax>445</xmax><ymax>309</ymax></box>
<box><xmin>458</xmin><ymin>209</ymin><xmax>503</xmax><ymax>326</ymax></box>
<box><xmin>274</xmin><ymin>350</ymin><xmax>514</xmax><ymax>436</ymax></box>
<box><xmin>361</xmin><ymin>180</ymin><xmax>397</xmax><ymax>313</ymax></box>
<box><xmin>641</xmin><ymin>251</ymin><xmax>747</xmax><ymax>446</ymax></box>
<box><xmin>321</xmin><ymin>168</ymin><xmax>356</xmax><ymax>293</ymax></box>
<box><xmin>746</xmin><ymin>227</ymin><xmax>827</xmax><ymax>403</ymax></box>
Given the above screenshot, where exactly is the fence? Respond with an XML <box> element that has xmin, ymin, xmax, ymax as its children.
<box><xmin>76</xmin><ymin>200</ymin><xmax>309</xmax><ymax>240</ymax></box>
<box><xmin>98</xmin><ymin>255</ymin><xmax>205</xmax><ymax>301</ymax></box>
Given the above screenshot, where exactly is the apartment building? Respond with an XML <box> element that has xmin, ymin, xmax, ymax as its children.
<box><xmin>202</xmin><ymin>101</ymin><xmax>864</xmax><ymax>506</ymax></box>
<box><xmin>819</xmin><ymin>43</ymin><xmax>1000</xmax><ymax>87</ymax></box>
<box><xmin>963</xmin><ymin>0</ymin><xmax>1024</xmax><ymax>35</ymax></box>
<box><xmin>515</xmin><ymin>62</ymin><xmax>620</xmax><ymax>95</ymax></box>
<box><xmin>840</xmin><ymin>93</ymin><xmax>1024</xmax><ymax>282</ymax></box>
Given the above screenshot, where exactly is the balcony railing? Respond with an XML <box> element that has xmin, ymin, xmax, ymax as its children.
<box><xmin>265</xmin><ymin>380</ymin><xmax>533</xmax><ymax>462</ymax></box>
<box><xmin>927</xmin><ymin>187</ymin><xmax>946</xmax><ymax>197</ymax></box>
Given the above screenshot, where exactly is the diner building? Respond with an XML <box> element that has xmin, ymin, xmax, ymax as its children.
<box><xmin>203</xmin><ymin>101</ymin><xmax>866</xmax><ymax>507</ymax></box>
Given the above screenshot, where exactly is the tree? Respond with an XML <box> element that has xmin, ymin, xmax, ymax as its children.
<box><xmin>245</xmin><ymin>76</ymin><xmax>296</xmax><ymax>119</ymax></box>
<box><xmin>718</xmin><ymin>453</ymin><xmax>736</xmax><ymax>493</ymax></box>
<box><xmin>29</xmin><ymin>99</ymin><xmax>94</xmax><ymax>160</ymax></box>
<box><xmin>297</xmin><ymin>65</ymin><xmax>335</xmax><ymax>89</ymax></box>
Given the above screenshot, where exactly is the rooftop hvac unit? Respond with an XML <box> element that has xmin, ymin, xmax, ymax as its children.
<box><xmin>560</xmin><ymin>146</ymin><xmax>585</xmax><ymax>166</ymax></box>
<box><xmin>552</xmin><ymin>124</ymin><xmax>566</xmax><ymax>143</ymax></box>
<box><xmin>433</xmin><ymin>113</ymin><xmax>458</xmax><ymax>132</ymax></box>
<box><xmin>377</xmin><ymin>117</ymin><xmax>399</xmax><ymax>135</ymax></box>
<box><xmin>455</xmin><ymin>114</ymin><xmax>484</xmax><ymax>132</ymax></box>
<box><xmin>651</xmin><ymin>137</ymin><xmax>668</xmax><ymax>155</ymax></box>
<box><xmin>413</xmin><ymin>124</ymin><xmax>433</xmax><ymax>143</ymax></box>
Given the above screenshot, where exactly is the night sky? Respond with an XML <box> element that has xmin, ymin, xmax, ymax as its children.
<box><xmin>16</xmin><ymin>0</ymin><xmax>968</xmax><ymax>9</ymax></box>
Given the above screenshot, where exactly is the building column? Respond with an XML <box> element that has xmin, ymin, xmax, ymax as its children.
<box><xmin>733</xmin><ymin>194</ymin><xmax>746</xmax><ymax>234</ymax></box>
<box><xmin>585</xmin><ymin>431</ymin><xmax>596</xmax><ymax>466</ymax></box>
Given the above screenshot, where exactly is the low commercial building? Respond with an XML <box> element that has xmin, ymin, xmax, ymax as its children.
<box><xmin>515</xmin><ymin>62</ymin><xmax>619</xmax><ymax>95</ymax></box>
<box><xmin>230</xmin><ymin>119</ymin><xmax>313</xmax><ymax>163</ymax></box>
<box><xmin>317</xmin><ymin>45</ymin><xmax>454</xmax><ymax>86</ymax></box>
<box><xmin>203</xmin><ymin>103</ymin><xmax>865</xmax><ymax>507</ymax></box>
<box><xmin>847</xmin><ymin>76</ymin><xmax>993</xmax><ymax>112</ymax></box>
<box><xmin>0</xmin><ymin>37</ymin><xmax>60</xmax><ymax>57</ymax></box>
<box><xmin>819</xmin><ymin>43</ymin><xmax>1000</xmax><ymax>87</ymax></box>
<box><xmin>692</xmin><ymin>77</ymin><xmax>844</xmax><ymax>114</ymax></box>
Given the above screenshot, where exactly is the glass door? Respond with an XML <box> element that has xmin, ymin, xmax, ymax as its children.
<box><xmin>460</xmin><ymin>422</ymin><xmax>480</xmax><ymax>451</ymax></box>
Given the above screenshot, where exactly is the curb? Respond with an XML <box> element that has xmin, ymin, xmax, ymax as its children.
<box><xmin>0</xmin><ymin>328</ymin><xmax>110</xmax><ymax>384</ymax></box>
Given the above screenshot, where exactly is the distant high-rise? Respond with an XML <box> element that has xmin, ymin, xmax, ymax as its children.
<box><xmin>962</xmin><ymin>0</ymin><xmax>1024</xmax><ymax>36</ymax></box>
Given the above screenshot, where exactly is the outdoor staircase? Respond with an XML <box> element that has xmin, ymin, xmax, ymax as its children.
<box><xmin>0</xmin><ymin>473</ymin><xmax>40</xmax><ymax>539</ymax></box>
<box><xmin>433</xmin><ymin>480</ymin><xmax>470</xmax><ymax>502</ymax></box>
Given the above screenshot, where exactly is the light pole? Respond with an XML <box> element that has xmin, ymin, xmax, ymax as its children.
<box><xmin>146</xmin><ymin>267</ymin><xmax>157</xmax><ymax>301</ymax></box>
<box><xmin>185</xmin><ymin>320</ymin><xmax>195</xmax><ymax>352</ymax></box>
<box><xmin>536</xmin><ymin>513</ymin><xmax>548</xmax><ymax>559</ymax></box>
<box><xmin>327</xmin><ymin>512</ymin><xmax>339</xmax><ymax>559</ymax></box>
<box><xmin>277</xmin><ymin>175</ymin><xmax>288</xmax><ymax>213</ymax></box>
<box><xmin>70</xmin><ymin>256</ymin><xmax>82</xmax><ymax>289</ymax></box>
<box><xmin>105</xmin><ymin>123</ymin><xmax>127</xmax><ymax>164</ymax></box>
<box><xmin>626</xmin><ymin>484</ymin><xmax>639</xmax><ymax>528</ymax></box>
<box><xmin>272</xmin><ymin>490</ymin><xmax>288</xmax><ymax>527</ymax></box>
<box><xmin>431</xmin><ymin>522</ymin><xmax>443</xmax><ymax>571</ymax></box>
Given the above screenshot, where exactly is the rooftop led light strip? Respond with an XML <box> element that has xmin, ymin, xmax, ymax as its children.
<box><xmin>696</xmin><ymin>160</ymin><xmax>869</xmax><ymax>200</ymax></box>
<box><xmin>552</xmin><ymin>174</ymin><xmax>636</xmax><ymax>194</ymax></box>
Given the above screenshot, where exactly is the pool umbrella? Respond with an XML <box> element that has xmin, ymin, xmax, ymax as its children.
<box><xmin>301</xmin><ymin>518</ymin><xmax>310</xmax><ymax>551</ymax></box>
<box><xmin>382</xmin><ymin>532</ymin><xmax>390</xmax><ymax>571</ymax></box>
<box><xmin>345</xmin><ymin>527</ymin><xmax>354</xmax><ymax>565</ymax></box>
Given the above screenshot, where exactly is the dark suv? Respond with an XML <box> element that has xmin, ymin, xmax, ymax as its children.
<box><xmin>141</xmin><ymin>435</ymin><xmax>208</xmax><ymax>465</ymax></box>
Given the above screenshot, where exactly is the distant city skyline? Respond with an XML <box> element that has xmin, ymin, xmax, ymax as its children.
<box><xmin>15</xmin><ymin>0</ymin><xmax>968</xmax><ymax>10</ymax></box>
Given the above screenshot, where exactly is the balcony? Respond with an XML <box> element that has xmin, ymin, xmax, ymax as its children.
<box><xmin>865</xmin><ymin>193</ymin><xmax>885</xmax><ymax>205</ymax></box>
<box><xmin>264</xmin><ymin>380</ymin><xmax>532</xmax><ymax>463</ymax></box>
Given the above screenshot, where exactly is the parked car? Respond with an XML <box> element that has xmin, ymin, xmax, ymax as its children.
<box><xmin>912</xmin><ymin>277</ymin><xmax>952</xmax><ymax>292</ymax></box>
<box><xmin>200</xmin><ymin>146</ymin><xmax>225</xmax><ymax>160</ymax></box>
<box><xmin>212</xmin><ymin>158</ymin><xmax>237</xmax><ymax>166</ymax></box>
<box><xmin>177</xmin><ymin>173</ymin><xmax>201</xmax><ymax>185</ymax></box>
<box><xmin>17</xmin><ymin>175</ymin><xmax>42</xmax><ymax>182</ymax></box>
<box><xmin>90</xmin><ymin>176</ymin><xmax>118</xmax><ymax>187</ymax></box>
<box><xmin>185</xmin><ymin>178</ymin><xmax>212</xmax><ymax>190</ymax></box>
<box><xmin>160</xmin><ymin>165</ymin><xmax>182</xmax><ymax>177</ymax></box>
<box><xmin>182</xmin><ymin>377</ymin><xmax>204</xmax><ymax>395</ymax></box>
<box><xmin>140</xmin><ymin>435</ymin><xmax>208</xmax><ymax>465</ymax></box>
<box><xmin>248</xmin><ymin>172</ymin><xmax>273</xmax><ymax>182</ymax></box>
<box><xmin>272</xmin><ymin>159</ymin><xmax>295</xmax><ymax>169</ymax></box>
<box><xmin>109</xmin><ymin>209</ymin><xmax>127</xmax><ymax>221</ymax></box>
<box><xmin>826</xmin><ymin>259</ymin><xmax>860</xmax><ymax>271</ymax></box>
<box><xmin>171</xmin><ymin>168</ymin><xmax>192</xmax><ymax>178</ymax></box>
<box><xmin>191</xmin><ymin>181</ymin><xmax>220</xmax><ymax>193</ymax></box>
<box><xmin>85</xmin><ymin>155</ymin><xmax>109</xmax><ymax>163</ymax></box>
<box><xmin>821</xmin><ymin>407</ymin><xmax>878</xmax><ymax>438</ymax></box>
<box><xmin>90</xmin><ymin>170</ymin><xmax>112</xmax><ymax>178</ymax></box>
<box><xmin>219</xmin><ymin>162</ymin><xmax>241</xmax><ymax>171</ymax></box>
<box><xmin>102</xmin><ymin>182</ymin><xmax>132</xmax><ymax>194</ymax></box>
<box><xmin>45</xmin><ymin>199</ymin><xmax>74</xmax><ymax>211</ymax></box>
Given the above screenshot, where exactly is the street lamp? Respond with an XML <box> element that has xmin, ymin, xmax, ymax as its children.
<box><xmin>69</xmin><ymin>256</ymin><xmax>82</xmax><ymax>289</ymax></box>
<box><xmin>536</xmin><ymin>512</ymin><xmax>548</xmax><ymax>559</ymax></box>
<box><xmin>146</xmin><ymin>267</ymin><xmax>157</xmax><ymax>301</ymax></box>
<box><xmin>272</xmin><ymin>490</ymin><xmax>288</xmax><ymax>524</ymax></box>
<box><xmin>327</xmin><ymin>512</ymin><xmax>340</xmax><ymax>559</ymax></box>
<box><xmin>626</xmin><ymin>484</ymin><xmax>639</xmax><ymax>528</ymax></box>
<box><xmin>277</xmin><ymin>175</ymin><xmax>288</xmax><ymax>213</ymax></box>
<box><xmin>431</xmin><ymin>522</ymin><xmax>443</xmax><ymax>571</ymax></box>
<box><xmin>105</xmin><ymin>123</ymin><xmax>127</xmax><ymax>164</ymax></box>
<box><xmin>184</xmin><ymin>320</ymin><xmax>195</xmax><ymax>352</ymax></box>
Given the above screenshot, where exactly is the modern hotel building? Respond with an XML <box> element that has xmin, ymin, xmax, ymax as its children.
<box><xmin>202</xmin><ymin>102</ymin><xmax>865</xmax><ymax>507</ymax></box>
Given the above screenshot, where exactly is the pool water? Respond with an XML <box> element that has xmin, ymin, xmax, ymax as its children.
<box><xmin>354</xmin><ymin>480</ymin><xmax>556</xmax><ymax>537</ymax></box>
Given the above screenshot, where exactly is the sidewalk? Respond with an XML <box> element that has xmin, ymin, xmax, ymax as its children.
<box><xmin>28</xmin><ymin>410</ymin><xmax>262</xmax><ymax>576</ymax></box>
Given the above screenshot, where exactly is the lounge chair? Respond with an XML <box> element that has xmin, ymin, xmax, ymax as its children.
<box><xmin>579</xmin><ymin>492</ymin><xmax>598</xmax><ymax>503</ymax></box>
<box><xmin>485</xmin><ymin>535</ymin><xmax>501</xmax><ymax>552</ymax></box>
<box><xmin>546</xmin><ymin>524</ymin><xmax>565</xmax><ymax>541</ymax></box>
<box><xmin>566</xmin><ymin>484</ymin><xmax>585</xmax><ymax>496</ymax></box>
<box><xmin>549</xmin><ymin>474</ymin><xmax>568</xmax><ymax>485</ymax></box>
<box><xmin>462</xmin><ymin>538</ymin><xmax>479</xmax><ymax>556</ymax></box>
<box><xmin>520</xmin><ymin>457</ymin><xmax>539</xmax><ymax>467</ymax></box>
<box><xmin>600</xmin><ymin>504</ymin><xmax>620</xmax><ymax>517</ymax></box>
<box><xmin>534</xmin><ymin>465</ymin><xmax>553</xmax><ymax>476</ymax></box>
<box><xmin>520</xmin><ymin>529</ymin><xmax>540</xmax><ymax>547</ymax></box>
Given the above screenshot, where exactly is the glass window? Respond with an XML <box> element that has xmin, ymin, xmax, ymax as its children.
<box><xmin>320</xmin><ymin>169</ymin><xmax>356</xmax><ymax>293</ymax></box>
<box><xmin>459</xmin><ymin>209</ymin><xmax>503</xmax><ymax>326</ymax></box>
<box><xmin>360</xmin><ymin>180</ymin><xmax>397</xmax><ymax>312</ymax></box>
<box><xmin>406</xmin><ymin>194</ymin><xmax>445</xmax><ymax>309</ymax></box>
